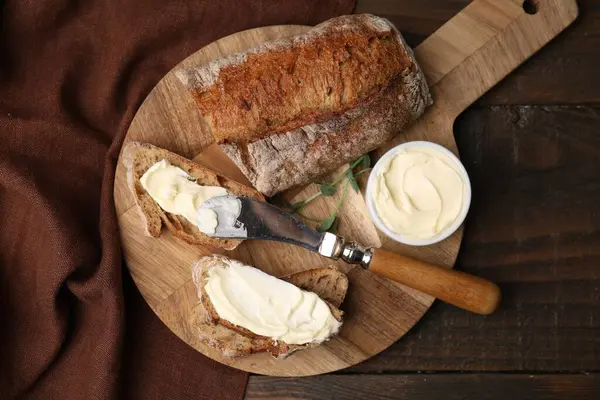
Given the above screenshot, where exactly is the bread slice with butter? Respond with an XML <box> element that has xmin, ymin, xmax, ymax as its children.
<box><xmin>122</xmin><ymin>142</ymin><xmax>264</xmax><ymax>250</ymax></box>
<box><xmin>192</xmin><ymin>255</ymin><xmax>348</xmax><ymax>358</ymax></box>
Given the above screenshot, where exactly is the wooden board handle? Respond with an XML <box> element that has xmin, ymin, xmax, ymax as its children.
<box><xmin>369</xmin><ymin>248</ymin><xmax>500</xmax><ymax>315</ymax></box>
<box><xmin>415</xmin><ymin>0</ymin><xmax>578</xmax><ymax>119</ymax></box>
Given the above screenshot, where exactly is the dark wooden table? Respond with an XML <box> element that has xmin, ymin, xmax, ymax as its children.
<box><xmin>245</xmin><ymin>1</ymin><xmax>600</xmax><ymax>398</ymax></box>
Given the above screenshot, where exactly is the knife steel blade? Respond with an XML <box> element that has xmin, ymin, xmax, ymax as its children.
<box><xmin>199</xmin><ymin>195</ymin><xmax>369</xmax><ymax>263</ymax></box>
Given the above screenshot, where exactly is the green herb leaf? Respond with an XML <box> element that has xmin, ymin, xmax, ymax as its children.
<box><xmin>327</xmin><ymin>217</ymin><xmax>340</xmax><ymax>234</ymax></box>
<box><xmin>289</xmin><ymin>154</ymin><xmax>367</xmax><ymax>220</ymax></box>
<box><xmin>350</xmin><ymin>155</ymin><xmax>365</xmax><ymax>169</ymax></box>
<box><xmin>361</xmin><ymin>154</ymin><xmax>371</xmax><ymax>169</ymax></box>
<box><xmin>348</xmin><ymin>173</ymin><xmax>359</xmax><ymax>192</ymax></box>
<box><xmin>291</xmin><ymin>191</ymin><xmax>322</xmax><ymax>212</ymax></box>
<box><xmin>355</xmin><ymin>168</ymin><xmax>372</xmax><ymax>177</ymax></box>
<box><xmin>320</xmin><ymin>184</ymin><xmax>336</xmax><ymax>197</ymax></box>
<box><xmin>316</xmin><ymin>214</ymin><xmax>336</xmax><ymax>232</ymax></box>
<box><xmin>291</xmin><ymin>200</ymin><xmax>306</xmax><ymax>211</ymax></box>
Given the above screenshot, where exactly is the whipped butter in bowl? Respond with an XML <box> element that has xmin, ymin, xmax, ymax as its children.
<box><xmin>366</xmin><ymin>141</ymin><xmax>471</xmax><ymax>246</ymax></box>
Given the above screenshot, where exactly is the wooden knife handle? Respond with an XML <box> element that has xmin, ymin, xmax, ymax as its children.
<box><xmin>369</xmin><ymin>248</ymin><xmax>500</xmax><ymax>315</ymax></box>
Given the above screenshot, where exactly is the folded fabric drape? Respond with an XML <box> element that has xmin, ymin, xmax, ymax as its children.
<box><xmin>0</xmin><ymin>0</ymin><xmax>355</xmax><ymax>398</ymax></box>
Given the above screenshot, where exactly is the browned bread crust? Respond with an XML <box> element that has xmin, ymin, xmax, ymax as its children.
<box><xmin>191</xmin><ymin>255</ymin><xmax>348</xmax><ymax>358</ymax></box>
<box><xmin>122</xmin><ymin>142</ymin><xmax>264</xmax><ymax>250</ymax></box>
<box><xmin>177</xmin><ymin>14</ymin><xmax>413</xmax><ymax>145</ymax></box>
<box><xmin>177</xmin><ymin>14</ymin><xmax>431</xmax><ymax>196</ymax></box>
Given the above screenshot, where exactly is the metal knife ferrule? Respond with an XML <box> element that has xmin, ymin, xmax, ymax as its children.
<box><xmin>318</xmin><ymin>232</ymin><xmax>373</xmax><ymax>268</ymax></box>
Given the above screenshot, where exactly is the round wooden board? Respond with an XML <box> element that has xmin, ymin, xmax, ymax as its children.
<box><xmin>114</xmin><ymin>25</ymin><xmax>463</xmax><ymax>377</ymax></box>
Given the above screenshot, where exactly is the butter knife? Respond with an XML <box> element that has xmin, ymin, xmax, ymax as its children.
<box><xmin>200</xmin><ymin>195</ymin><xmax>500</xmax><ymax>315</ymax></box>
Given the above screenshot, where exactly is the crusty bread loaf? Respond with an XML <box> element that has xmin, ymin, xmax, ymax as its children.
<box><xmin>191</xmin><ymin>255</ymin><xmax>348</xmax><ymax>358</ymax></box>
<box><xmin>177</xmin><ymin>14</ymin><xmax>431</xmax><ymax>196</ymax></box>
<box><xmin>122</xmin><ymin>142</ymin><xmax>264</xmax><ymax>250</ymax></box>
<box><xmin>177</xmin><ymin>14</ymin><xmax>415</xmax><ymax>144</ymax></box>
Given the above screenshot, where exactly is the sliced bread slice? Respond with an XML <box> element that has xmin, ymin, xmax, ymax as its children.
<box><xmin>191</xmin><ymin>255</ymin><xmax>348</xmax><ymax>358</ymax></box>
<box><xmin>122</xmin><ymin>142</ymin><xmax>264</xmax><ymax>250</ymax></box>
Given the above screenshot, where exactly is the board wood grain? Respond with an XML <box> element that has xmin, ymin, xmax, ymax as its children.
<box><xmin>114</xmin><ymin>0</ymin><xmax>577</xmax><ymax>376</ymax></box>
<box><xmin>348</xmin><ymin>104</ymin><xmax>600</xmax><ymax>373</ymax></box>
<box><xmin>246</xmin><ymin>374</ymin><xmax>600</xmax><ymax>400</ymax></box>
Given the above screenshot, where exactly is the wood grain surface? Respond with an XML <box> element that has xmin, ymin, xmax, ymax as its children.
<box><xmin>115</xmin><ymin>25</ymin><xmax>438</xmax><ymax>377</ymax></box>
<box><xmin>114</xmin><ymin>0</ymin><xmax>578</xmax><ymax>378</ymax></box>
<box><xmin>246</xmin><ymin>374</ymin><xmax>600</xmax><ymax>400</ymax></box>
<box><xmin>358</xmin><ymin>0</ymin><xmax>600</xmax><ymax>105</ymax></box>
<box><xmin>246</xmin><ymin>0</ymin><xmax>600</xmax><ymax>397</ymax></box>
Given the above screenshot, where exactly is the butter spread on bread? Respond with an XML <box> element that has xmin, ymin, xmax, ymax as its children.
<box><xmin>204</xmin><ymin>257</ymin><xmax>342</xmax><ymax>345</ymax></box>
<box><xmin>140</xmin><ymin>159</ymin><xmax>226</xmax><ymax>234</ymax></box>
<box><xmin>122</xmin><ymin>142</ymin><xmax>264</xmax><ymax>250</ymax></box>
<box><xmin>177</xmin><ymin>14</ymin><xmax>431</xmax><ymax>196</ymax></box>
<box><xmin>192</xmin><ymin>255</ymin><xmax>346</xmax><ymax>358</ymax></box>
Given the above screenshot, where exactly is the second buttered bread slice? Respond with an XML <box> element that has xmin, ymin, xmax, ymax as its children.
<box><xmin>192</xmin><ymin>255</ymin><xmax>349</xmax><ymax>358</ymax></box>
<box><xmin>122</xmin><ymin>141</ymin><xmax>264</xmax><ymax>250</ymax></box>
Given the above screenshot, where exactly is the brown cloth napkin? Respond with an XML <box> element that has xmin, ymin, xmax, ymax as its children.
<box><xmin>0</xmin><ymin>0</ymin><xmax>355</xmax><ymax>398</ymax></box>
